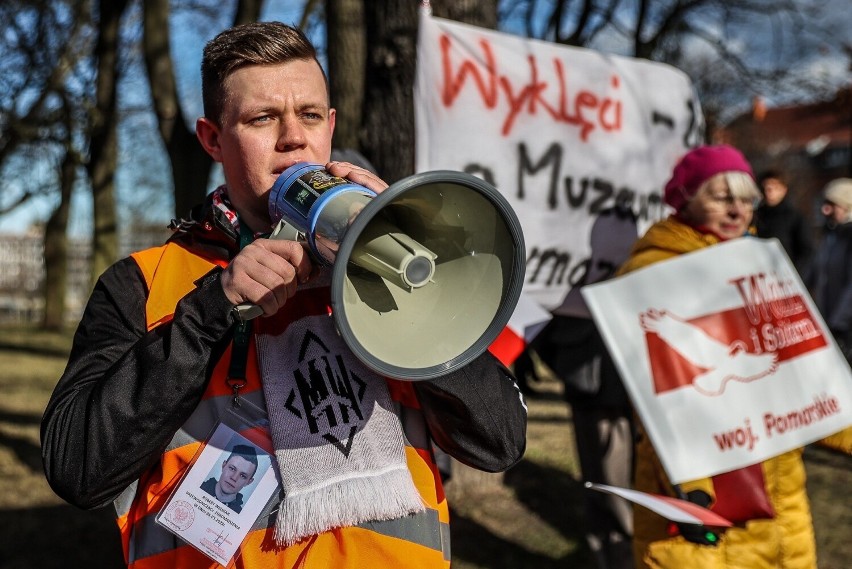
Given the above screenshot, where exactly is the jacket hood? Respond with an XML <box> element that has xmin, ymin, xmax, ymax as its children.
<box><xmin>167</xmin><ymin>194</ymin><xmax>241</xmax><ymax>260</ymax></box>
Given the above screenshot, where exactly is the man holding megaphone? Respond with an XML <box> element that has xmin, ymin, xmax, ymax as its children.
<box><xmin>42</xmin><ymin>20</ymin><xmax>527</xmax><ymax>569</ymax></box>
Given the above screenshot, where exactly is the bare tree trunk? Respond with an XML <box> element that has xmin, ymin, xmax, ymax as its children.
<box><xmin>88</xmin><ymin>0</ymin><xmax>128</xmax><ymax>282</ymax></box>
<box><xmin>360</xmin><ymin>3</ymin><xmax>419</xmax><ymax>183</ymax></box>
<box><xmin>143</xmin><ymin>0</ymin><xmax>208</xmax><ymax>219</ymax></box>
<box><xmin>361</xmin><ymin>1</ymin><xmax>498</xmax><ymax>183</ymax></box>
<box><xmin>43</xmin><ymin>150</ymin><xmax>77</xmax><ymax>330</ymax></box>
<box><xmin>432</xmin><ymin>0</ymin><xmax>497</xmax><ymax>28</ymax></box>
<box><xmin>233</xmin><ymin>0</ymin><xmax>264</xmax><ymax>26</ymax></box>
<box><xmin>326</xmin><ymin>0</ymin><xmax>366</xmax><ymax>150</ymax></box>
<box><xmin>144</xmin><ymin>0</ymin><xmax>264</xmax><ymax>219</ymax></box>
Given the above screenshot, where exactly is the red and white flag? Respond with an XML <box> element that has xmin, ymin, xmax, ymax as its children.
<box><xmin>489</xmin><ymin>292</ymin><xmax>551</xmax><ymax>367</ymax></box>
<box><xmin>586</xmin><ymin>483</ymin><xmax>732</xmax><ymax>527</ymax></box>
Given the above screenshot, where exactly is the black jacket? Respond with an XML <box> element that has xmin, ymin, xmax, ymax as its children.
<box><xmin>41</xmin><ymin>197</ymin><xmax>527</xmax><ymax>509</ymax></box>
<box><xmin>200</xmin><ymin>477</ymin><xmax>245</xmax><ymax>513</ymax></box>
<box><xmin>806</xmin><ymin>221</ymin><xmax>852</xmax><ymax>344</ymax></box>
<box><xmin>753</xmin><ymin>198</ymin><xmax>814</xmax><ymax>273</ymax></box>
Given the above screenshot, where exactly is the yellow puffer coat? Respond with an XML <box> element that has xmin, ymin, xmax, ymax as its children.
<box><xmin>618</xmin><ymin>216</ymin><xmax>852</xmax><ymax>569</ymax></box>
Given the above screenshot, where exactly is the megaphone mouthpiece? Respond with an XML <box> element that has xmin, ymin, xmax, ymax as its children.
<box><xmin>350</xmin><ymin>217</ymin><xmax>437</xmax><ymax>290</ymax></box>
<box><xmin>268</xmin><ymin>162</ymin><xmax>377</xmax><ymax>266</ymax></box>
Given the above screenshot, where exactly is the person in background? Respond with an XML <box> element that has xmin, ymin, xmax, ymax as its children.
<box><xmin>752</xmin><ymin>169</ymin><xmax>813</xmax><ymax>274</ymax></box>
<box><xmin>617</xmin><ymin>145</ymin><xmax>852</xmax><ymax>569</ymax></box>
<box><xmin>805</xmin><ymin>178</ymin><xmax>852</xmax><ymax>362</ymax></box>
<box><xmin>40</xmin><ymin>21</ymin><xmax>526</xmax><ymax>569</ymax></box>
<box><xmin>533</xmin><ymin>205</ymin><xmax>638</xmax><ymax>569</ymax></box>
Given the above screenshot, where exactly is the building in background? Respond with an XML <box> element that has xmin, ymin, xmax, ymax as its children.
<box><xmin>0</xmin><ymin>223</ymin><xmax>171</xmax><ymax>325</ymax></box>
<box><xmin>714</xmin><ymin>86</ymin><xmax>851</xmax><ymax>229</ymax></box>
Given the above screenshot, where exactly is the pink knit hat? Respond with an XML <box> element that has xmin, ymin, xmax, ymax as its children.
<box><xmin>664</xmin><ymin>145</ymin><xmax>754</xmax><ymax>211</ymax></box>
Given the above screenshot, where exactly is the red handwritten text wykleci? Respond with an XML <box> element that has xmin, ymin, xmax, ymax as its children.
<box><xmin>439</xmin><ymin>34</ymin><xmax>623</xmax><ymax>140</ymax></box>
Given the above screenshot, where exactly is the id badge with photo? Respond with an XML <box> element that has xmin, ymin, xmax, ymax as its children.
<box><xmin>156</xmin><ymin>399</ymin><xmax>280</xmax><ymax>566</ymax></box>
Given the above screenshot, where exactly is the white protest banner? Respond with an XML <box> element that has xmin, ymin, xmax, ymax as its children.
<box><xmin>582</xmin><ymin>238</ymin><xmax>852</xmax><ymax>483</ymax></box>
<box><xmin>415</xmin><ymin>11</ymin><xmax>703</xmax><ymax>310</ymax></box>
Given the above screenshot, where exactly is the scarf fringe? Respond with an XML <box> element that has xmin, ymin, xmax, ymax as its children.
<box><xmin>273</xmin><ymin>465</ymin><xmax>426</xmax><ymax>546</ymax></box>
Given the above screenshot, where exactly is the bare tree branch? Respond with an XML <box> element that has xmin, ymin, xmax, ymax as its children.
<box><xmin>300</xmin><ymin>0</ymin><xmax>322</xmax><ymax>30</ymax></box>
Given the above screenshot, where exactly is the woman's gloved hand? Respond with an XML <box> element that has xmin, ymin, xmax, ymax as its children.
<box><xmin>669</xmin><ymin>490</ymin><xmax>722</xmax><ymax>546</ymax></box>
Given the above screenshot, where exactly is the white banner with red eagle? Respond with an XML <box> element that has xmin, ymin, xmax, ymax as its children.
<box><xmin>582</xmin><ymin>238</ymin><xmax>852</xmax><ymax>483</ymax></box>
<box><xmin>414</xmin><ymin>11</ymin><xmax>703</xmax><ymax>312</ymax></box>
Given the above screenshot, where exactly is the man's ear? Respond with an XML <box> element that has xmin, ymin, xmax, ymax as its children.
<box><xmin>196</xmin><ymin>117</ymin><xmax>223</xmax><ymax>162</ymax></box>
<box><xmin>328</xmin><ymin>108</ymin><xmax>336</xmax><ymax>139</ymax></box>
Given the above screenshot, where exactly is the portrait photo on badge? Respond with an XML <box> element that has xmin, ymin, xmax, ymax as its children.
<box><xmin>156</xmin><ymin>423</ymin><xmax>280</xmax><ymax>566</ymax></box>
<box><xmin>200</xmin><ymin>436</ymin><xmax>271</xmax><ymax>513</ymax></box>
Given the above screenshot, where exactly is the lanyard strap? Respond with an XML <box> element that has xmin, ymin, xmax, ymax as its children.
<box><xmin>227</xmin><ymin>222</ymin><xmax>257</xmax><ymax>403</ymax></box>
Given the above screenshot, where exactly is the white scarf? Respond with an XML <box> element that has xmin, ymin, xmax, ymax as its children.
<box><xmin>257</xmin><ymin>295</ymin><xmax>425</xmax><ymax>546</ymax></box>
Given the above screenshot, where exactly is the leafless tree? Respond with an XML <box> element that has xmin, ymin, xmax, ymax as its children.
<box><xmin>142</xmin><ymin>0</ymin><xmax>262</xmax><ymax>220</ymax></box>
<box><xmin>0</xmin><ymin>0</ymin><xmax>92</xmax><ymax>215</ymax></box>
<box><xmin>360</xmin><ymin>1</ymin><xmax>498</xmax><ymax>183</ymax></box>
<box><xmin>88</xmin><ymin>0</ymin><xmax>130</xmax><ymax>282</ymax></box>
<box><xmin>499</xmin><ymin>0</ymin><xmax>849</xmax><ymax>120</ymax></box>
<box><xmin>0</xmin><ymin>0</ymin><xmax>94</xmax><ymax>328</ymax></box>
<box><xmin>325</xmin><ymin>0</ymin><xmax>367</xmax><ymax>151</ymax></box>
<box><xmin>359</xmin><ymin>3</ymin><xmax>420</xmax><ymax>183</ymax></box>
<box><xmin>43</xmin><ymin>133</ymin><xmax>81</xmax><ymax>330</ymax></box>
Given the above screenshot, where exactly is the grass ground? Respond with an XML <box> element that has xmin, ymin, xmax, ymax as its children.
<box><xmin>0</xmin><ymin>325</ymin><xmax>849</xmax><ymax>568</ymax></box>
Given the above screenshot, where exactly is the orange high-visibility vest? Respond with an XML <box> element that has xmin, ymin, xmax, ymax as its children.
<box><xmin>119</xmin><ymin>242</ymin><xmax>451</xmax><ymax>568</ymax></box>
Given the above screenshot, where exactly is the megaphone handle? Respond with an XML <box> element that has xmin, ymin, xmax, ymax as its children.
<box><xmin>268</xmin><ymin>217</ymin><xmax>304</xmax><ymax>242</ymax></box>
<box><xmin>232</xmin><ymin>218</ymin><xmax>305</xmax><ymax>322</ymax></box>
<box><xmin>232</xmin><ymin>303</ymin><xmax>264</xmax><ymax>322</ymax></box>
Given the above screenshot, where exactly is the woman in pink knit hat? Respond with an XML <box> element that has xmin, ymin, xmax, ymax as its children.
<box><xmin>617</xmin><ymin>145</ymin><xmax>852</xmax><ymax>569</ymax></box>
<box><xmin>660</xmin><ymin>144</ymin><xmax>758</xmax><ymax>240</ymax></box>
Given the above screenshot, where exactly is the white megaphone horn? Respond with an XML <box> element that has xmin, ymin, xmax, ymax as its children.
<box><xmin>236</xmin><ymin>162</ymin><xmax>526</xmax><ymax>381</ymax></box>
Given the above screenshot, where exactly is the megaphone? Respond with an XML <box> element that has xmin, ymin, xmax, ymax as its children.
<box><xmin>239</xmin><ymin>162</ymin><xmax>525</xmax><ymax>381</ymax></box>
